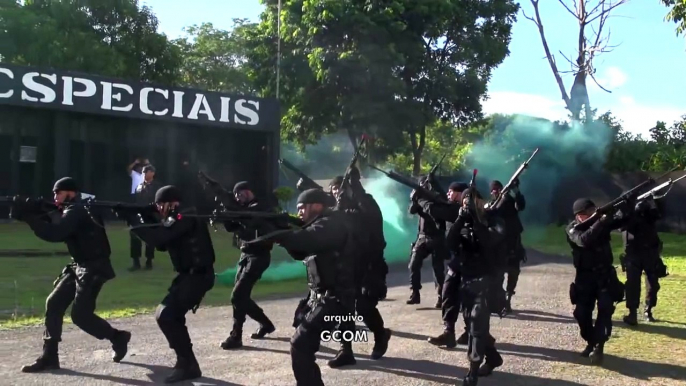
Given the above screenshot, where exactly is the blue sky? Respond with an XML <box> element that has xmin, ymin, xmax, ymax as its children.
<box><xmin>143</xmin><ymin>0</ymin><xmax>685</xmax><ymax>137</ymax></box>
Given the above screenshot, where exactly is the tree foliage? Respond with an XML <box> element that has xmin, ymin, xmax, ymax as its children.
<box><xmin>662</xmin><ymin>0</ymin><xmax>686</xmax><ymax>35</ymax></box>
<box><xmin>0</xmin><ymin>0</ymin><xmax>181</xmax><ymax>83</ymax></box>
<box><xmin>245</xmin><ymin>0</ymin><xmax>519</xmax><ymax>175</ymax></box>
<box><xmin>173</xmin><ymin>20</ymin><xmax>257</xmax><ymax>93</ymax></box>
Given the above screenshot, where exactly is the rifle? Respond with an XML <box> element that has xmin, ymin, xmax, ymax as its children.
<box><xmin>278</xmin><ymin>158</ymin><xmax>323</xmax><ymax>191</ymax></box>
<box><xmin>197</xmin><ymin>171</ymin><xmax>241</xmax><ymax>211</ymax></box>
<box><xmin>572</xmin><ymin>168</ymin><xmax>678</xmax><ymax>230</ymax></box>
<box><xmin>0</xmin><ymin>196</ymin><xmax>57</xmax><ymax>219</ymax></box>
<box><xmin>636</xmin><ymin>172</ymin><xmax>686</xmax><ymax>201</ymax></box>
<box><xmin>485</xmin><ymin>148</ymin><xmax>539</xmax><ymax>210</ymax></box>
<box><xmin>181</xmin><ymin>210</ymin><xmax>303</xmax><ymax>230</ymax></box>
<box><xmin>336</xmin><ymin>135</ymin><xmax>368</xmax><ymax>203</ymax></box>
<box><xmin>369</xmin><ymin>165</ymin><xmax>448</xmax><ymax>204</ymax></box>
<box><xmin>76</xmin><ymin>199</ymin><xmax>159</xmax><ymax>223</ymax></box>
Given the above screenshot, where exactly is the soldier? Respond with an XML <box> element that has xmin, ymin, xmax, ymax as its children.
<box><xmin>129</xmin><ymin>164</ymin><xmax>161</xmax><ymax>271</ymax></box>
<box><xmin>621</xmin><ymin>198</ymin><xmax>668</xmax><ymax>325</ymax></box>
<box><xmin>407</xmin><ymin>177</ymin><xmax>448</xmax><ymax>307</ymax></box>
<box><xmin>245</xmin><ymin>188</ymin><xmax>358</xmax><ymax>386</ymax></box>
<box><xmin>487</xmin><ymin>179</ymin><xmax>526</xmax><ymax>314</ymax></box>
<box><xmin>327</xmin><ymin>167</ymin><xmax>391</xmax><ymax>368</ymax></box>
<box><xmin>221</xmin><ymin>181</ymin><xmax>276</xmax><ymax>349</ymax></box>
<box><xmin>447</xmin><ymin>188</ymin><xmax>505</xmax><ymax>385</ymax></box>
<box><xmin>566</xmin><ymin>198</ymin><xmax>627</xmax><ymax>365</ymax></box>
<box><xmin>123</xmin><ymin>185</ymin><xmax>215</xmax><ymax>383</ymax></box>
<box><xmin>17</xmin><ymin>177</ymin><xmax>130</xmax><ymax>373</ymax></box>
<box><xmin>421</xmin><ymin>182</ymin><xmax>469</xmax><ymax>348</ymax></box>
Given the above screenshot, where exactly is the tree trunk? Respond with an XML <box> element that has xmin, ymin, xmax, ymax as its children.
<box><xmin>409</xmin><ymin>127</ymin><xmax>426</xmax><ymax>176</ymax></box>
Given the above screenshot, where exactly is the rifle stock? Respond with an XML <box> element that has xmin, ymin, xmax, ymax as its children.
<box><xmin>197</xmin><ymin>171</ymin><xmax>241</xmax><ymax>211</ymax></box>
<box><xmin>183</xmin><ymin>210</ymin><xmax>304</xmax><ymax>229</ymax></box>
<box><xmin>369</xmin><ymin>165</ymin><xmax>448</xmax><ymax>204</ymax></box>
<box><xmin>337</xmin><ymin>136</ymin><xmax>368</xmax><ymax>202</ymax></box>
<box><xmin>487</xmin><ymin>148</ymin><xmax>539</xmax><ymax>209</ymax></box>
<box><xmin>278</xmin><ymin>159</ymin><xmax>323</xmax><ymax>190</ymax></box>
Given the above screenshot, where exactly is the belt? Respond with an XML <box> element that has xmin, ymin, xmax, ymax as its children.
<box><xmin>179</xmin><ymin>267</ymin><xmax>210</xmax><ymax>275</ymax></box>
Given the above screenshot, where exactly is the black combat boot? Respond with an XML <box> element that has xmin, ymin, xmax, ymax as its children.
<box><xmin>456</xmin><ymin>331</ymin><xmax>469</xmax><ymax>345</ymax></box>
<box><xmin>220</xmin><ymin>330</ymin><xmax>242</xmax><ymax>350</ymax></box>
<box><xmin>644</xmin><ymin>306</ymin><xmax>656</xmax><ymax>322</ymax></box>
<box><xmin>580</xmin><ymin>342</ymin><xmax>594</xmax><ymax>357</ymax></box>
<box><xmin>145</xmin><ymin>259</ymin><xmax>153</xmax><ymax>270</ymax></box>
<box><xmin>21</xmin><ymin>340</ymin><xmax>60</xmax><ymax>373</ymax></box>
<box><xmin>111</xmin><ymin>330</ymin><xmax>131</xmax><ymax>362</ymax></box>
<box><xmin>462</xmin><ymin>361</ymin><xmax>480</xmax><ymax>386</ymax></box>
<box><xmin>504</xmin><ymin>292</ymin><xmax>514</xmax><ymax>314</ymax></box>
<box><xmin>406</xmin><ymin>290</ymin><xmax>420</xmax><ymax>305</ymax></box>
<box><xmin>589</xmin><ymin>342</ymin><xmax>604</xmax><ymax>365</ymax></box>
<box><xmin>623</xmin><ymin>309</ymin><xmax>638</xmax><ymax>326</ymax></box>
<box><xmin>477</xmin><ymin>347</ymin><xmax>503</xmax><ymax>376</ymax></box>
<box><xmin>427</xmin><ymin>330</ymin><xmax>456</xmax><ymax>348</ymax></box>
<box><xmin>434</xmin><ymin>295</ymin><xmax>442</xmax><ymax>309</ymax></box>
<box><xmin>250</xmin><ymin>322</ymin><xmax>276</xmax><ymax>339</ymax></box>
<box><xmin>327</xmin><ymin>342</ymin><xmax>356</xmax><ymax>368</ymax></box>
<box><xmin>164</xmin><ymin>349</ymin><xmax>202</xmax><ymax>384</ymax></box>
<box><xmin>371</xmin><ymin>328</ymin><xmax>392</xmax><ymax>359</ymax></box>
<box><xmin>128</xmin><ymin>258</ymin><xmax>141</xmax><ymax>272</ymax></box>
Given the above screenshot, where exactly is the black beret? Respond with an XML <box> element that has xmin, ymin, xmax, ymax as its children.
<box><xmin>490</xmin><ymin>180</ymin><xmax>503</xmax><ymax>190</ymax></box>
<box><xmin>155</xmin><ymin>185</ymin><xmax>183</xmax><ymax>203</ymax></box>
<box><xmin>53</xmin><ymin>177</ymin><xmax>78</xmax><ymax>192</ymax></box>
<box><xmin>449</xmin><ymin>182</ymin><xmax>468</xmax><ymax>192</ymax></box>
<box><xmin>573</xmin><ymin>198</ymin><xmax>595</xmax><ymax>215</ymax></box>
<box><xmin>233</xmin><ymin>181</ymin><xmax>250</xmax><ymax>194</ymax></box>
<box><xmin>297</xmin><ymin>188</ymin><xmax>331</xmax><ymax>205</ymax></box>
<box><xmin>329</xmin><ymin>176</ymin><xmax>344</xmax><ymax>187</ymax></box>
<box><xmin>142</xmin><ymin>165</ymin><xmax>156</xmax><ymax>173</ymax></box>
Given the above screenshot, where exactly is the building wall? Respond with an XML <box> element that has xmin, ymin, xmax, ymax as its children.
<box><xmin>0</xmin><ymin>105</ymin><xmax>277</xmax><ymax>212</ymax></box>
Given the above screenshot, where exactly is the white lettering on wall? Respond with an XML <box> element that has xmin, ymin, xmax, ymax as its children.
<box><xmin>62</xmin><ymin>76</ymin><xmax>96</xmax><ymax>106</ymax></box>
<box><xmin>187</xmin><ymin>94</ymin><xmax>216</xmax><ymax>121</ymax></box>
<box><xmin>171</xmin><ymin>91</ymin><xmax>185</xmax><ymax>118</ymax></box>
<box><xmin>0</xmin><ymin>68</ymin><xmax>13</xmax><ymax>98</ymax></box>
<box><xmin>219</xmin><ymin>96</ymin><xmax>231</xmax><ymax>122</ymax></box>
<box><xmin>140</xmin><ymin>87</ymin><xmax>169</xmax><ymax>116</ymax></box>
<box><xmin>234</xmin><ymin>99</ymin><xmax>260</xmax><ymax>125</ymax></box>
<box><xmin>101</xmin><ymin>82</ymin><xmax>134</xmax><ymax>111</ymax></box>
<box><xmin>21</xmin><ymin>72</ymin><xmax>57</xmax><ymax>103</ymax></box>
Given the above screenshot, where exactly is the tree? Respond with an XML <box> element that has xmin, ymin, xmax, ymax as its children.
<box><xmin>245</xmin><ymin>0</ymin><xmax>519</xmax><ymax>175</ymax></box>
<box><xmin>0</xmin><ymin>0</ymin><xmax>181</xmax><ymax>84</ymax></box>
<box><xmin>173</xmin><ymin>20</ymin><xmax>257</xmax><ymax>93</ymax></box>
<box><xmin>662</xmin><ymin>0</ymin><xmax>686</xmax><ymax>35</ymax></box>
<box><xmin>523</xmin><ymin>0</ymin><xmax>628</xmax><ymax>120</ymax></box>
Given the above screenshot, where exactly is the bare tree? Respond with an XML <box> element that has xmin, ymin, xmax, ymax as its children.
<box><xmin>523</xmin><ymin>0</ymin><xmax>628</xmax><ymax>121</ymax></box>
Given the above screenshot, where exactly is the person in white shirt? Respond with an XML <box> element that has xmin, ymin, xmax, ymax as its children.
<box><xmin>126</xmin><ymin>157</ymin><xmax>149</xmax><ymax>271</ymax></box>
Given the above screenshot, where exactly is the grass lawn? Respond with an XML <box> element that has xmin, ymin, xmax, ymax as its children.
<box><xmin>0</xmin><ymin>222</ymin><xmax>306</xmax><ymax>328</ymax></box>
<box><xmin>523</xmin><ymin>225</ymin><xmax>686</xmax><ymax>374</ymax></box>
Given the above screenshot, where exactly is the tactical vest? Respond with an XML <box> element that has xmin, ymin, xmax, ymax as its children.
<box><xmin>167</xmin><ymin>208</ymin><xmax>216</xmax><ymax>272</ymax></box>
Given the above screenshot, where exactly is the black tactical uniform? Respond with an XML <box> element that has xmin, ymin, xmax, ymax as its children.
<box><xmin>407</xmin><ymin>178</ymin><xmax>448</xmax><ymax>307</ymax></box>
<box><xmin>447</xmin><ymin>188</ymin><xmax>504</xmax><ymax>385</ymax></box>
<box><xmin>566</xmin><ymin>198</ymin><xmax>626</xmax><ymax>365</ymax></box>
<box><xmin>249</xmin><ymin>189</ymin><xmax>357</xmax><ymax>386</ymax></box>
<box><xmin>620</xmin><ymin>198</ymin><xmax>667</xmax><ymax>325</ymax></box>
<box><xmin>221</xmin><ymin>181</ymin><xmax>276</xmax><ymax>349</ymax></box>
<box><xmin>487</xmin><ymin>180</ymin><xmax>526</xmax><ymax>314</ymax></box>
<box><xmin>130</xmin><ymin>165</ymin><xmax>161</xmax><ymax>271</ymax></box>
<box><xmin>423</xmin><ymin>182</ymin><xmax>469</xmax><ymax>349</ymax></box>
<box><xmin>20</xmin><ymin>177</ymin><xmax>130</xmax><ymax>373</ymax></box>
<box><xmin>127</xmin><ymin>185</ymin><xmax>215</xmax><ymax>383</ymax></box>
<box><xmin>327</xmin><ymin>169</ymin><xmax>391</xmax><ymax>368</ymax></box>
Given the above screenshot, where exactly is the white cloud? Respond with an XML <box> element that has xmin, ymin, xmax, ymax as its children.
<box><xmin>594</xmin><ymin>66</ymin><xmax>628</xmax><ymax>90</ymax></box>
<box><xmin>483</xmin><ymin>91</ymin><xmax>684</xmax><ymax>138</ymax></box>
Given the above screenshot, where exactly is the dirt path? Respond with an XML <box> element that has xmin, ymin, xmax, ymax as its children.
<box><xmin>0</xmin><ymin>251</ymin><xmax>684</xmax><ymax>386</ymax></box>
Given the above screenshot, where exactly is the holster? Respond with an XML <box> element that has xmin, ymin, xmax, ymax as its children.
<box><xmin>655</xmin><ymin>258</ymin><xmax>669</xmax><ymax>278</ymax></box>
<box><xmin>606</xmin><ymin>268</ymin><xmax>626</xmax><ymax>303</ymax></box>
<box><xmin>569</xmin><ymin>282</ymin><xmax>577</xmax><ymax>305</ymax></box>
<box><xmin>53</xmin><ymin>263</ymin><xmax>76</xmax><ymax>287</ymax></box>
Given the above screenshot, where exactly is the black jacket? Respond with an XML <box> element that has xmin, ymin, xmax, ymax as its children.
<box><xmin>488</xmin><ymin>191</ymin><xmax>525</xmax><ymax>236</ymax></box>
<box><xmin>621</xmin><ymin>200</ymin><xmax>661</xmax><ymax>253</ymax></box>
<box><xmin>566</xmin><ymin>216</ymin><xmax>622</xmax><ymax>273</ymax></box>
<box><xmin>223</xmin><ymin>199</ymin><xmax>275</xmax><ymax>257</ymax></box>
<box><xmin>447</xmin><ymin>209</ymin><xmax>506</xmax><ymax>279</ymax></box>
<box><xmin>409</xmin><ymin>200</ymin><xmax>445</xmax><ymax>237</ymax></box>
<box><xmin>418</xmin><ymin>198</ymin><xmax>462</xmax><ymax>271</ymax></box>
<box><xmin>276</xmin><ymin>210</ymin><xmax>357</xmax><ymax>305</ymax></box>
<box><xmin>27</xmin><ymin>196</ymin><xmax>114</xmax><ymax>279</ymax></box>
<box><xmin>131</xmin><ymin>206</ymin><xmax>215</xmax><ymax>272</ymax></box>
